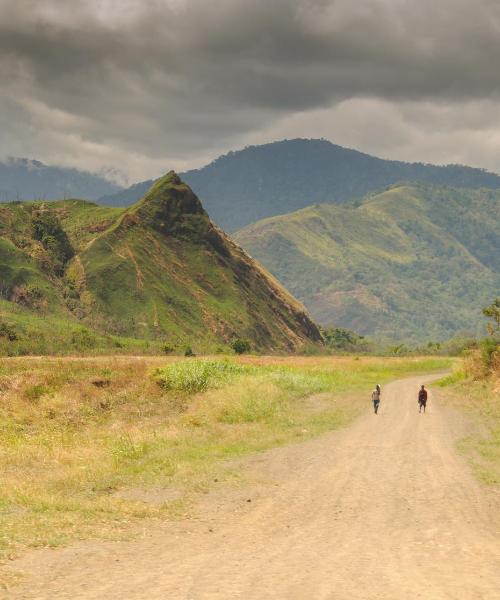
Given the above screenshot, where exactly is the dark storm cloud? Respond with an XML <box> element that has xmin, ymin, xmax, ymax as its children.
<box><xmin>2</xmin><ymin>0</ymin><xmax>500</xmax><ymax>179</ymax></box>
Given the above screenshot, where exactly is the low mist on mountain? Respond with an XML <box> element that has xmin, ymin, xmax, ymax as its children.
<box><xmin>0</xmin><ymin>157</ymin><xmax>121</xmax><ymax>202</ymax></box>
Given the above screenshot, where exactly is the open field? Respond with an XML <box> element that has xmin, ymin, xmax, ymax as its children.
<box><xmin>0</xmin><ymin>354</ymin><xmax>451</xmax><ymax>571</ymax></box>
<box><xmin>4</xmin><ymin>364</ymin><xmax>500</xmax><ymax>599</ymax></box>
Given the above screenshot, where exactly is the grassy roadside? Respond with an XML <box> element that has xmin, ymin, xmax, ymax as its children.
<box><xmin>436</xmin><ymin>354</ymin><xmax>500</xmax><ymax>486</ymax></box>
<box><xmin>0</xmin><ymin>354</ymin><xmax>452</xmax><ymax>565</ymax></box>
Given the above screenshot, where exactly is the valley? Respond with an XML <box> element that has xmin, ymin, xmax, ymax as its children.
<box><xmin>3</xmin><ymin>3</ymin><xmax>500</xmax><ymax>598</ymax></box>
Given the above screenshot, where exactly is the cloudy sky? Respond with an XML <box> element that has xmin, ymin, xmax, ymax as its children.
<box><xmin>2</xmin><ymin>0</ymin><xmax>500</xmax><ymax>183</ymax></box>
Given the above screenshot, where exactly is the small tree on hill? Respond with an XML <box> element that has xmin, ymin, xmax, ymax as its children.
<box><xmin>483</xmin><ymin>298</ymin><xmax>500</xmax><ymax>336</ymax></box>
<box><xmin>480</xmin><ymin>299</ymin><xmax>500</xmax><ymax>372</ymax></box>
<box><xmin>231</xmin><ymin>339</ymin><xmax>251</xmax><ymax>354</ymax></box>
<box><xmin>31</xmin><ymin>211</ymin><xmax>74</xmax><ymax>275</ymax></box>
<box><xmin>0</xmin><ymin>321</ymin><xmax>17</xmax><ymax>341</ymax></box>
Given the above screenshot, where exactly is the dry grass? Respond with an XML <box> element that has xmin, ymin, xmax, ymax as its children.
<box><xmin>0</xmin><ymin>354</ymin><xmax>452</xmax><ymax>564</ymax></box>
<box><xmin>437</xmin><ymin>350</ymin><xmax>500</xmax><ymax>485</ymax></box>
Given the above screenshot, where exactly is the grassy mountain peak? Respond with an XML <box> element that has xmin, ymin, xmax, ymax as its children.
<box><xmin>0</xmin><ymin>173</ymin><xmax>322</xmax><ymax>354</ymax></box>
<box><xmin>123</xmin><ymin>170</ymin><xmax>207</xmax><ymax>235</ymax></box>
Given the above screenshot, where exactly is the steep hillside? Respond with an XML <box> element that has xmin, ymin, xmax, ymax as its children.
<box><xmin>0</xmin><ymin>157</ymin><xmax>122</xmax><ymax>202</ymax></box>
<box><xmin>234</xmin><ymin>183</ymin><xmax>500</xmax><ymax>343</ymax></box>
<box><xmin>0</xmin><ymin>173</ymin><xmax>321</xmax><ymax>353</ymax></box>
<box><xmin>99</xmin><ymin>139</ymin><xmax>500</xmax><ymax>231</ymax></box>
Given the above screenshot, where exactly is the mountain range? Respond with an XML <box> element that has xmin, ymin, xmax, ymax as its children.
<box><xmin>0</xmin><ymin>157</ymin><xmax>121</xmax><ymax>202</ymax></box>
<box><xmin>2</xmin><ymin>140</ymin><xmax>499</xmax><ymax>347</ymax></box>
<box><xmin>234</xmin><ymin>183</ymin><xmax>500</xmax><ymax>343</ymax></box>
<box><xmin>99</xmin><ymin>139</ymin><xmax>500</xmax><ymax>231</ymax></box>
<box><xmin>0</xmin><ymin>172</ymin><xmax>321</xmax><ymax>353</ymax></box>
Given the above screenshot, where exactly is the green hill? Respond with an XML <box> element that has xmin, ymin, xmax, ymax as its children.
<box><xmin>234</xmin><ymin>183</ymin><xmax>500</xmax><ymax>343</ymax></box>
<box><xmin>0</xmin><ymin>172</ymin><xmax>321</xmax><ymax>354</ymax></box>
<box><xmin>99</xmin><ymin>139</ymin><xmax>500</xmax><ymax>231</ymax></box>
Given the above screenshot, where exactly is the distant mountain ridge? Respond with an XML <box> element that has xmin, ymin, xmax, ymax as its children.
<box><xmin>98</xmin><ymin>139</ymin><xmax>500</xmax><ymax>231</ymax></box>
<box><xmin>0</xmin><ymin>172</ymin><xmax>321</xmax><ymax>353</ymax></box>
<box><xmin>234</xmin><ymin>182</ymin><xmax>500</xmax><ymax>343</ymax></box>
<box><xmin>0</xmin><ymin>157</ymin><xmax>122</xmax><ymax>202</ymax></box>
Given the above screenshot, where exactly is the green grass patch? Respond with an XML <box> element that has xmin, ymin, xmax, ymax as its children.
<box><xmin>154</xmin><ymin>359</ymin><xmax>249</xmax><ymax>393</ymax></box>
<box><xmin>435</xmin><ymin>369</ymin><xmax>467</xmax><ymax>387</ymax></box>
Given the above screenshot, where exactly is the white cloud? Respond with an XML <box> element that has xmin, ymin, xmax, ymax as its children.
<box><xmin>241</xmin><ymin>98</ymin><xmax>500</xmax><ymax>173</ymax></box>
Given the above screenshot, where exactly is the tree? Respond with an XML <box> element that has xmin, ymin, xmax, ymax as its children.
<box><xmin>482</xmin><ymin>298</ymin><xmax>500</xmax><ymax>335</ymax></box>
<box><xmin>231</xmin><ymin>339</ymin><xmax>251</xmax><ymax>354</ymax></box>
<box><xmin>31</xmin><ymin>210</ymin><xmax>74</xmax><ymax>275</ymax></box>
<box><xmin>0</xmin><ymin>321</ymin><xmax>17</xmax><ymax>341</ymax></box>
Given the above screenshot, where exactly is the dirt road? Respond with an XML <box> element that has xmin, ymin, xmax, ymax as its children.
<box><xmin>7</xmin><ymin>374</ymin><xmax>500</xmax><ymax>599</ymax></box>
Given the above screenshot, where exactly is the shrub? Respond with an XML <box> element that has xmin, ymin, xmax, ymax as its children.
<box><xmin>231</xmin><ymin>339</ymin><xmax>251</xmax><ymax>354</ymax></box>
<box><xmin>25</xmin><ymin>384</ymin><xmax>50</xmax><ymax>402</ymax></box>
<box><xmin>71</xmin><ymin>327</ymin><xmax>97</xmax><ymax>349</ymax></box>
<box><xmin>389</xmin><ymin>343</ymin><xmax>409</xmax><ymax>355</ymax></box>
<box><xmin>462</xmin><ymin>342</ymin><xmax>499</xmax><ymax>379</ymax></box>
<box><xmin>0</xmin><ymin>321</ymin><xmax>17</xmax><ymax>341</ymax></box>
<box><xmin>8</xmin><ymin>285</ymin><xmax>46</xmax><ymax>310</ymax></box>
<box><xmin>31</xmin><ymin>211</ymin><xmax>74</xmax><ymax>272</ymax></box>
<box><xmin>184</xmin><ymin>346</ymin><xmax>195</xmax><ymax>357</ymax></box>
<box><xmin>155</xmin><ymin>359</ymin><xmax>247</xmax><ymax>393</ymax></box>
<box><xmin>481</xmin><ymin>338</ymin><xmax>499</xmax><ymax>370</ymax></box>
<box><xmin>162</xmin><ymin>343</ymin><xmax>175</xmax><ymax>355</ymax></box>
<box><xmin>483</xmin><ymin>298</ymin><xmax>500</xmax><ymax>336</ymax></box>
<box><xmin>322</xmin><ymin>327</ymin><xmax>369</xmax><ymax>351</ymax></box>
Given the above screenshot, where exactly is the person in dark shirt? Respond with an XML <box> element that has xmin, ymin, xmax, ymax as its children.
<box><xmin>372</xmin><ymin>387</ymin><xmax>381</xmax><ymax>414</ymax></box>
<box><xmin>418</xmin><ymin>385</ymin><xmax>428</xmax><ymax>413</ymax></box>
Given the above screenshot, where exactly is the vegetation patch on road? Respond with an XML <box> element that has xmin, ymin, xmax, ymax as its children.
<box><xmin>0</xmin><ymin>355</ymin><xmax>452</xmax><ymax>563</ymax></box>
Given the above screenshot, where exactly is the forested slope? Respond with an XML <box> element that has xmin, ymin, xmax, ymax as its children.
<box><xmin>234</xmin><ymin>183</ymin><xmax>500</xmax><ymax>342</ymax></box>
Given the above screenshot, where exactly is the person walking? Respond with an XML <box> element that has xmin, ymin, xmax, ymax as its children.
<box><xmin>418</xmin><ymin>385</ymin><xmax>428</xmax><ymax>413</ymax></box>
<box><xmin>372</xmin><ymin>386</ymin><xmax>381</xmax><ymax>414</ymax></box>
